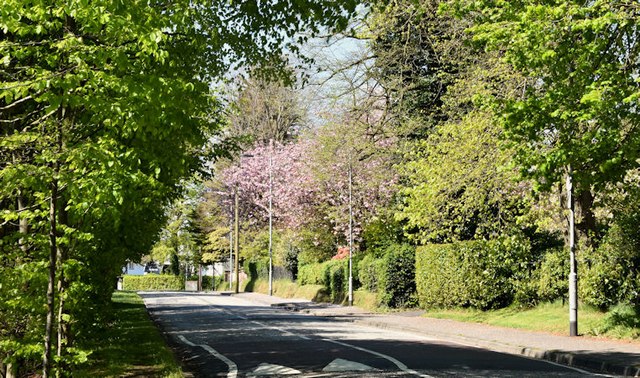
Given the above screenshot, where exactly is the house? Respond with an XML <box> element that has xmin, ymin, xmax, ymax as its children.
<box><xmin>122</xmin><ymin>261</ymin><xmax>145</xmax><ymax>275</ymax></box>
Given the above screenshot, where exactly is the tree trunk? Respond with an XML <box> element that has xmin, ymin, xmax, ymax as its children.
<box><xmin>56</xmin><ymin>199</ymin><xmax>70</xmax><ymax>376</ymax></box>
<box><xmin>575</xmin><ymin>189</ymin><xmax>597</xmax><ymax>251</ymax></box>
<box><xmin>43</xmin><ymin>178</ymin><xmax>58</xmax><ymax>378</ymax></box>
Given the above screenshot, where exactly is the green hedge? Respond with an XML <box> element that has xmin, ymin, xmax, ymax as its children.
<box><xmin>298</xmin><ymin>262</ymin><xmax>328</xmax><ymax>286</ymax></box>
<box><xmin>416</xmin><ymin>236</ymin><xmax>531</xmax><ymax>310</ymax></box>
<box><xmin>379</xmin><ymin>244</ymin><xmax>416</xmax><ymax>308</ymax></box>
<box><xmin>297</xmin><ymin>260</ymin><xmax>349</xmax><ymax>303</ymax></box>
<box><xmin>357</xmin><ymin>254</ymin><xmax>384</xmax><ymax>292</ymax></box>
<box><xmin>122</xmin><ymin>274</ymin><xmax>184</xmax><ymax>291</ymax></box>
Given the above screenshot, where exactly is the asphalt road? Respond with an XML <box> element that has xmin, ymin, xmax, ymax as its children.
<box><xmin>140</xmin><ymin>292</ymin><xmax>599</xmax><ymax>378</ymax></box>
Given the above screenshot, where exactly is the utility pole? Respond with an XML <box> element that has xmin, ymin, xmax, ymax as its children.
<box><xmin>268</xmin><ymin>139</ymin><xmax>274</xmax><ymax>296</ymax></box>
<box><xmin>567</xmin><ymin>166</ymin><xmax>578</xmax><ymax>336</ymax></box>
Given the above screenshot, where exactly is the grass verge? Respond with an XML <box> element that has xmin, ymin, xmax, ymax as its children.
<box><xmin>246</xmin><ymin>279</ymin><xmax>382</xmax><ymax>312</ymax></box>
<box><xmin>423</xmin><ymin>300</ymin><xmax>640</xmax><ymax>341</ymax></box>
<box><xmin>73</xmin><ymin>291</ymin><xmax>183</xmax><ymax>377</ymax></box>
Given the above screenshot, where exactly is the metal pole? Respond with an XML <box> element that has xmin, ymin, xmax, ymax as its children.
<box><xmin>229</xmin><ymin>225</ymin><xmax>233</xmax><ymax>290</ymax></box>
<box><xmin>348</xmin><ymin>161</ymin><xmax>353</xmax><ymax>307</ymax></box>
<box><xmin>268</xmin><ymin>139</ymin><xmax>274</xmax><ymax>296</ymax></box>
<box><xmin>234</xmin><ymin>187</ymin><xmax>240</xmax><ymax>294</ymax></box>
<box><xmin>567</xmin><ymin>166</ymin><xmax>578</xmax><ymax>336</ymax></box>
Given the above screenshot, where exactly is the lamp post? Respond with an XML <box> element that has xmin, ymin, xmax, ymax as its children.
<box><xmin>229</xmin><ymin>212</ymin><xmax>233</xmax><ymax>290</ymax></box>
<box><xmin>567</xmin><ymin>166</ymin><xmax>578</xmax><ymax>336</ymax></box>
<box><xmin>234</xmin><ymin>185</ymin><xmax>240</xmax><ymax>294</ymax></box>
<box><xmin>268</xmin><ymin>139</ymin><xmax>274</xmax><ymax>296</ymax></box>
<box><xmin>348</xmin><ymin>160</ymin><xmax>353</xmax><ymax>307</ymax></box>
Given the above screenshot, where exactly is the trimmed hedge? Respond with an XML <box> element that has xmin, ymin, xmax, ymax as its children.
<box><xmin>416</xmin><ymin>236</ymin><xmax>531</xmax><ymax>310</ymax></box>
<box><xmin>297</xmin><ymin>260</ymin><xmax>349</xmax><ymax>303</ymax></box>
<box><xmin>357</xmin><ymin>254</ymin><xmax>384</xmax><ymax>292</ymax></box>
<box><xmin>357</xmin><ymin>244</ymin><xmax>416</xmax><ymax>308</ymax></box>
<box><xmin>379</xmin><ymin>244</ymin><xmax>416</xmax><ymax>308</ymax></box>
<box><xmin>122</xmin><ymin>274</ymin><xmax>184</xmax><ymax>291</ymax></box>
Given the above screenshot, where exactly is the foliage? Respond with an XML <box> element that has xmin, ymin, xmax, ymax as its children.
<box><xmin>357</xmin><ymin>254</ymin><xmax>384</xmax><ymax>292</ymax></box>
<box><xmin>535</xmin><ymin>247</ymin><xmax>568</xmax><ymax>303</ymax></box>
<box><xmin>398</xmin><ymin>112</ymin><xmax>529</xmax><ymax>243</ymax></box>
<box><xmin>450</xmin><ymin>0</ymin><xmax>640</xmax><ymax>248</ymax></box>
<box><xmin>297</xmin><ymin>260</ymin><xmax>348</xmax><ymax>303</ymax></box>
<box><xmin>226</xmin><ymin>77</ymin><xmax>306</xmax><ymax>146</ymax></box>
<box><xmin>121</xmin><ymin>276</ymin><xmax>184</xmax><ymax>292</ymax></box>
<box><xmin>378</xmin><ymin>244</ymin><xmax>416</xmax><ymax>308</ymax></box>
<box><xmin>416</xmin><ymin>236</ymin><xmax>531</xmax><ymax>310</ymax></box>
<box><xmin>580</xmin><ymin>224</ymin><xmax>640</xmax><ymax>309</ymax></box>
<box><xmin>298</xmin><ymin>262</ymin><xmax>330</xmax><ymax>286</ymax></box>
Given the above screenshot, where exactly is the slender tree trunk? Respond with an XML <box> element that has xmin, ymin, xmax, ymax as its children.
<box><xmin>43</xmin><ymin>177</ymin><xmax>58</xmax><ymax>378</ymax></box>
<box><xmin>44</xmin><ymin>110</ymin><xmax>65</xmax><ymax>378</ymax></box>
<box><xmin>56</xmin><ymin>199</ymin><xmax>69</xmax><ymax>376</ymax></box>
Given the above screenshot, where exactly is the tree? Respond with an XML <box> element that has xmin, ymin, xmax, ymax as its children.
<box><xmin>398</xmin><ymin>111</ymin><xmax>529</xmax><ymax>243</ymax></box>
<box><xmin>0</xmin><ymin>0</ymin><xmax>358</xmax><ymax>376</ymax></box>
<box><xmin>226</xmin><ymin>78</ymin><xmax>307</xmax><ymax>146</ymax></box>
<box><xmin>453</xmin><ymin>0</ymin><xmax>640</xmax><ymax>248</ymax></box>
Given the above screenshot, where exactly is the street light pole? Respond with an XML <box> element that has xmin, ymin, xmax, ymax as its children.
<box><xmin>268</xmin><ymin>139</ymin><xmax>274</xmax><ymax>296</ymax></box>
<box><xmin>234</xmin><ymin>186</ymin><xmax>240</xmax><ymax>294</ymax></box>
<box><xmin>348</xmin><ymin>161</ymin><xmax>353</xmax><ymax>307</ymax></box>
<box><xmin>567</xmin><ymin>166</ymin><xmax>578</xmax><ymax>336</ymax></box>
<box><xmin>229</xmin><ymin>213</ymin><xmax>233</xmax><ymax>291</ymax></box>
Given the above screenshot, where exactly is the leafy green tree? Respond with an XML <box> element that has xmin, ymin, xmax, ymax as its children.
<box><xmin>398</xmin><ymin>112</ymin><xmax>529</xmax><ymax>243</ymax></box>
<box><xmin>453</xmin><ymin>0</ymin><xmax>640</xmax><ymax>248</ymax></box>
<box><xmin>1</xmin><ymin>0</ymin><xmax>358</xmax><ymax>376</ymax></box>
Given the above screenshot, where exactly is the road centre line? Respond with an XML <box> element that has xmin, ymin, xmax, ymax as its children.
<box><xmin>178</xmin><ymin>335</ymin><xmax>238</xmax><ymax>378</ymax></box>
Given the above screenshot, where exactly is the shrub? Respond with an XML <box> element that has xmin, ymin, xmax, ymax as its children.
<box><xmin>416</xmin><ymin>236</ymin><xmax>531</xmax><ymax>310</ymax></box>
<box><xmin>379</xmin><ymin>244</ymin><xmax>416</xmax><ymax>308</ymax></box>
<box><xmin>297</xmin><ymin>260</ymin><xmax>349</xmax><ymax>303</ymax></box>
<box><xmin>580</xmin><ymin>223</ymin><xmax>640</xmax><ymax>309</ymax></box>
<box><xmin>357</xmin><ymin>254</ymin><xmax>384</xmax><ymax>292</ymax></box>
<box><xmin>298</xmin><ymin>262</ymin><xmax>328</xmax><ymax>286</ymax></box>
<box><xmin>122</xmin><ymin>275</ymin><xmax>184</xmax><ymax>291</ymax></box>
<box><xmin>536</xmin><ymin>247</ymin><xmax>568</xmax><ymax>302</ymax></box>
<box><xmin>327</xmin><ymin>261</ymin><xmax>346</xmax><ymax>302</ymax></box>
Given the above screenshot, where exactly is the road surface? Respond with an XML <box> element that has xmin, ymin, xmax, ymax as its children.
<box><xmin>140</xmin><ymin>292</ymin><xmax>600</xmax><ymax>377</ymax></box>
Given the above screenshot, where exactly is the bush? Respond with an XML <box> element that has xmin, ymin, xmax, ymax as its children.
<box><xmin>416</xmin><ymin>236</ymin><xmax>531</xmax><ymax>310</ymax></box>
<box><xmin>379</xmin><ymin>244</ymin><xmax>416</xmax><ymax>308</ymax></box>
<box><xmin>297</xmin><ymin>260</ymin><xmax>349</xmax><ymax>303</ymax></box>
<box><xmin>326</xmin><ymin>260</ymin><xmax>348</xmax><ymax>302</ymax></box>
<box><xmin>122</xmin><ymin>275</ymin><xmax>184</xmax><ymax>291</ymax></box>
<box><xmin>298</xmin><ymin>262</ymin><xmax>328</xmax><ymax>286</ymax></box>
<box><xmin>536</xmin><ymin>247</ymin><xmax>568</xmax><ymax>302</ymax></box>
<box><xmin>580</xmin><ymin>223</ymin><xmax>640</xmax><ymax>309</ymax></box>
<box><xmin>357</xmin><ymin>254</ymin><xmax>384</xmax><ymax>292</ymax></box>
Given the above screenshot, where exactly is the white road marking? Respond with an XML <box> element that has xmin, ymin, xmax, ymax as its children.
<box><xmin>321</xmin><ymin>338</ymin><xmax>433</xmax><ymax>378</ymax></box>
<box><xmin>178</xmin><ymin>335</ymin><xmax>238</xmax><ymax>378</ymax></box>
<box><xmin>322</xmin><ymin>358</ymin><xmax>375</xmax><ymax>372</ymax></box>
<box><xmin>248</xmin><ymin>363</ymin><xmax>302</xmax><ymax>376</ymax></box>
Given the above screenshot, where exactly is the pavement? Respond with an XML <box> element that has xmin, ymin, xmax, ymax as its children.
<box><xmin>229</xmin><ymin>292</ymin><xmax>640</xmax><ymax>377</ymax></box>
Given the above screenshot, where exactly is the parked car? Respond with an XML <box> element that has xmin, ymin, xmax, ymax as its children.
<box><xmin>144</xmin><ymin>262</ymin><xmax>160</xmax><ymax>274</ymax></box>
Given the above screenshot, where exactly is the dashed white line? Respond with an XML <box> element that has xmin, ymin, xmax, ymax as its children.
<box><xmin>178</xmin><ymin>335</ymin><xmax>238</xmax><ymax>378</ymax></box>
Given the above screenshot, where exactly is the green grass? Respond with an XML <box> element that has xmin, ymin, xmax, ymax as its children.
<box><xmin>73</xmin><ymin>291</ymin><xmax>183</xmax><ymax>377</ymax></box>
<box><xmin>423</xmin><ymin>300</ymin><xmax>640</xmax><ymax>341</ymax></box>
